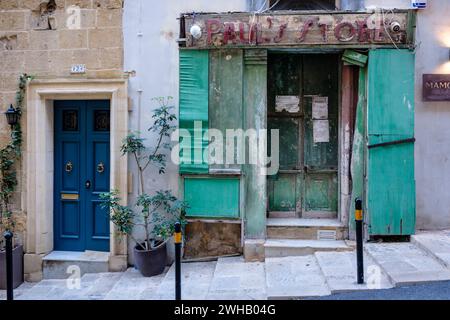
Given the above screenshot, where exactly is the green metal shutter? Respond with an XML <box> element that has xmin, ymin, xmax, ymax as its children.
<box><xmin>367</xmin><ymin>49</ymin><xmax>415</xmax><ymax>236</ymax></box>
<box><xmin>179</xmin><ymin>50</ymin><xmax>209</xmax><ymax>173</ymax></box>
<box><xmin>184</xmin><ymin>177</ymin><xmax>240</xmax><ymax>218</ymax></box>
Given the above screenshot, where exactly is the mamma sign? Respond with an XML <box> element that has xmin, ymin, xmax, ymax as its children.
<box><xmin>182</xmin><ymin>11</ymin><xmax>412</xmax><ymax>48</ymax></box>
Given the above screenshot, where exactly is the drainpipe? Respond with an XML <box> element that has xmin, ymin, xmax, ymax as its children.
<box><xmin>340</xmin><ymin>0</ymin><xmax>364</xmax><ymax>11</ymax></box>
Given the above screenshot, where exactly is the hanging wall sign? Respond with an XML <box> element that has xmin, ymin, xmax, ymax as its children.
<box><xmin>182</xmin><ymin>11</ymin><xmax>413</xmax><ymax>48</ymax></box>
<box><xmin>423</xmin><ymin>74</ymin><xmax>450</xmax><ymax>101</ymax></box>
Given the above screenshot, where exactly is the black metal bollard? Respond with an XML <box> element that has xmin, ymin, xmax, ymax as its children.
<box><xmin>4</xmin><ymin>231</ymin><xmax>14</xmax><ymax>301</ymax></box>
<box><xmin>355</xmin><ymin>198</ymin><xmax>364</xmax><ymax>284</ymax></box>
<box><xmin>174</xmin><ymin>222</ymin><xmax>182</xmax><ymax>300</ymax></box>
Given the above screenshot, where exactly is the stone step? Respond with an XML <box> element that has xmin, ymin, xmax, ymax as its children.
<box><xmin>155</xmin><ymin>261</ymin><xmax>216</xmax><ymax>300</ymax></box>
<box><xmin>411</xmin><ymin>230</ymin><xmax>450</xmax><ymax>268</ymax></box>
<box><xmin>364</xmin><ymin>242</ymin><xmax>450</xmax><ymax>287</ymax></box>
<box><xmin>42</xmin><ymin>251</ymin><xmax>109</xmax><ymax>279</ymax></box>
<box><xmin>265</xmin><ymin>256</ymin><xmax>330</xmax><ymax>299</ymax></box>
<box><xmin>266</xmin><ymin>218</ymin><xmax>346</xmax><ymax>240</ymax></box>
<box><xmin>207</xmin><ymin>256</ymin><xmax>267</xmax><ymax>300</ymax></box>
<box><xmin>264</xmin><ymin>239</ymin><xmax>352</xmax><ymax>258</ymax></box>
<box><xmin>314</xmin><ymin>251</ymin><xmax>393</xmax><ymax>294</ymax></box>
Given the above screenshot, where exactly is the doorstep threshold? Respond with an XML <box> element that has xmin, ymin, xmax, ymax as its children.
<box><xmin>43</xmin><ymin>250</ymin><xmax>109</xmax><ymax>262</ymax></box>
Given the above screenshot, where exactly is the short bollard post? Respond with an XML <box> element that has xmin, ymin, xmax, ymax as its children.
<box><xmin>4</xmin><ymin>231</ymin><xmax>14</xmax><ymax>301</ymax></box>
<box><xmin>174</xmin><ymin>222</ymin><xmax>182</xmax><ymax>301</ymax></box>
<box><xmin>355</xmin><ymin>198</ymin><xmax>364</xmax><ymax>284</ymax></box>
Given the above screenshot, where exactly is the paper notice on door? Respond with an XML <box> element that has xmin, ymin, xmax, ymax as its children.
<box><xmin>313</xmin><ymin>120</ymin><xmax>330</xmax><ymax>143</ymax></box>
<box><xmin>275</xmin><ymin>95</ymin><xmax>300</xmax><ymax>113</ymax></box>
<box><xmin>312</xmin><ymin>96</ymin><xmax>328</xmax><ymax>120</ymax></box>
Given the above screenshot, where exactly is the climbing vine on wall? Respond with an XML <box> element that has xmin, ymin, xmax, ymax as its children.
<box><xmin>0</xmin><ymin>74</ymin><xmax>33</xmax><ymax>242</ymax></box>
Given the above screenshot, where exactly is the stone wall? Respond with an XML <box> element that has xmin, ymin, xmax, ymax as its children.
<box><xmin>0</xmin><ymin>0</ymin><xmax>124</xmax><ymax>246</ymax></box>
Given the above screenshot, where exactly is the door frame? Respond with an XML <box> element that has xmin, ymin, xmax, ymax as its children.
<box><xmin>24</xmin><ymin>79</ymin><xmax>128</xmax><ymax>279</ymax></box>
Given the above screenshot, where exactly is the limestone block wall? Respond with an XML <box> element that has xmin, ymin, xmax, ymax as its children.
<box><xmin>0</xmin><ymin>0</ymin><xmax>124</xmax><ymax>246</ymax></box>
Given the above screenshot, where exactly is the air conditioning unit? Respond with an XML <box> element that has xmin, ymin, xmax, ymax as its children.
<box><xmin>412</xmin><ymin>0</ymin><xmax>427</xmax><ymax>9</ymax></box>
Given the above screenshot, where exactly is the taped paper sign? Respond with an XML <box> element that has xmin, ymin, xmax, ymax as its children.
<box><xmin>276</xmin><ymin>96</ymin><xmax>300</xmax><ymax>113</ymax></box>
<box><xmin>312</xmin><ymin>96</ymin><xmax>328</xmax><ymax>119</ymax></box>
<box><xmin>313</xmin><ymin>120</ymin><xmax>330</xmax><ymax>143</ymax></box>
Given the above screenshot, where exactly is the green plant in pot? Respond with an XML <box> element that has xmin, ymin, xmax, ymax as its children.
<box><xmin>101</xmin><ymin>97</ymin><xmax>188</xmax><ymax>277</ymax></box>
<box><xmin>0</xmin><ymin>74</ymin><xmax>33</xmax><ymax>289</ymax></box>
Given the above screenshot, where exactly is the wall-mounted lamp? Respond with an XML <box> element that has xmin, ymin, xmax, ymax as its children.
<box><xmin>190</xmin><ymin>24</ymin><xmax>202</xmax><ymax>39</ymax></box>
<box><xmin>4</xmin><ymin>104</ymin><xmax>19</xmax><ymax>128</ymax></box>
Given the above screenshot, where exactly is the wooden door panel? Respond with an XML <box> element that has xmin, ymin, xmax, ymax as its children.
<box><xmin>367</xmin><ymin>49</ymin><xmax>415</xmax><ymax>236</ymax></box>
<box><xmin>304</xmin><ymin>172</ymin><xmax>338</xmax><ymax>212</ymax></box>
<box><xmin>268</xmin><ymin>173</ymin><xmax>297</xmax><ymax>212</ymax></box>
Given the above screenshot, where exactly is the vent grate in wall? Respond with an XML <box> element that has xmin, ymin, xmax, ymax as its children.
<box><xmin>317</xmin><ymin>230</ymin><xmax>337</xmax><ymax>241</ymax></box>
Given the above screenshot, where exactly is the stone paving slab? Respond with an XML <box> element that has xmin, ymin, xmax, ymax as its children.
<box><xmin>315</xmin><ymin>251</ymin><xmax>393</xmax><ymax>293</ymax></box>
<box><xmin>265</xmin><ymin>256</ymin><xmax>330</xmax><ymax>299</ymax></box>
<box><xmin>104</xmin><ymin>268</ymin><xmax>167</xmax><ymax>300</ymax></box>
<box><xmin>207</xmin><ymin>256</ymin><xmax>266</xmax><ymax>300</ymax></box>
<box><xmin>412</xmin><ymin>230</ymin><xmax>450</xmax><ymax>268</ymax></box>
<box><xmin>155</xmin><ymin>261</ymin><xmax>216</xmax><ymax>300</ymax></box>
<box><xmin>364</xmin><ymin>243</ymin><xmax>450</xmax><ymax>286</ymax></box>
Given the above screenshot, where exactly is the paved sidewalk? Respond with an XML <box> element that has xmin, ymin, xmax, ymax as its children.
<box><xmin>1</xmin><ymin>230</ymin><xmax>450</xmax><ymax>300</ymax></box>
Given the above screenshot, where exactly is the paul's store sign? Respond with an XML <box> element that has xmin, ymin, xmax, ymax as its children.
<box><xmin>183</xmin><ymin>11</ymin><xmax>412</xmax><ymax>48</ymax></box>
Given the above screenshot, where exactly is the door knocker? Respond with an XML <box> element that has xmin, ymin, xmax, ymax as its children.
<box><xmin>65</xmin><ymin>161</ymin><xmax>73</xmax><ymax>173</ymax></box>
<box><xmin>97</xmin><ymin>162</ymin><xmax>105</xmax><ymax>174</ymax></box>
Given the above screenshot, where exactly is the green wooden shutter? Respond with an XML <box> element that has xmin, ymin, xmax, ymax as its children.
<box><xmin>179</xmin><ymin>50</ymin><xmax>209</xmax><ymax>173</ymax></box>
<box><xmin>367</xmin><ymin>49</ymin><xmax>415</xmax><ymax>236</ymax></box>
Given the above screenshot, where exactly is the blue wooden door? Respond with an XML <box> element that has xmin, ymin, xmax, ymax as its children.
<box><xmin>54</xmin><ymin>100</ymin><xmax>110</xmax><ymax>251</ymax></box>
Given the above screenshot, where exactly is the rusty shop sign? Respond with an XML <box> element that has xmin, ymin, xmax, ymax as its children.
<box><xmin>423</xmin><ymin>74</ymin><xmax>450</xmax><ymax>101</ymax></box>
<box><xmin>183</xmin><ymin>11</ymin><xmax>411</xmax><ymax>48</ymax></box>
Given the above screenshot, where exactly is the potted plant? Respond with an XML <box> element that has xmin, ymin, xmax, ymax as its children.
<box><xmin>101</xmin><ymin>97</ymin><xmax>188</xmax><ymax>277</ymax></box>
<box><xmin>0</xmin><ymin>75</ymin><xmax>31</xmax><ymax>289</ymax></box>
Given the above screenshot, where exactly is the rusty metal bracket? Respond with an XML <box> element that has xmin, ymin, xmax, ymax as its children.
<box><xmin>368</xmin><ymin>137</ymin><xmax>415</xmax><ymax>149</ymax></box>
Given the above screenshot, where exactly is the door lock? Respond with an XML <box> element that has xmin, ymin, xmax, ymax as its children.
<box><xmin>85</xmin><ymin>180</ymin><xmax>91</xmax><ymax>189</ymax></box>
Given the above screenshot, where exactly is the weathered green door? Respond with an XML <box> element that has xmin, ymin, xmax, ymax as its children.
<box><xmin>267</xmin><ymin>53</ymin><xmax>338</xmax><ymax>217</ymax></box>
<box><xmin>302</xmin><ymin>55</ymin><xmax>339</xmax><ymax>217</ymax></box>
<box><xmin>367</xmin><ymin>49</ymin><xmax>415</xmax><ymax>235</ymax></box>
<box><xmin>268</xmin><ymin>54</ymin><xmax>302</xmax><ymax>214</ymax></box>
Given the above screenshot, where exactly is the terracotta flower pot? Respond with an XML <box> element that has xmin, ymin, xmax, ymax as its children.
<box><xmin>133</xmin><ymin>241</ymin><xmax>167</xmax><ymax>277</ymax></box>
<box><xmin>0</xmin><ymin>244</ymin><xmax>24</xmax><ymax>289</ymax></box>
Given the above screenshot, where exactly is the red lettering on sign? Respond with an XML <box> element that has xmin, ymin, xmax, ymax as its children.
<box><xmin>334</xmin><ymin>22</ymin><xmax>356</xmax><ymax>42</ymax></box>
<box><xmin>318</xmin><ymin>22</ymin><xmax>330</xmax><ymax>42</ymax></box>
<box><xmin>249</xmin><ymin>23</ymin><xmax>258</xmax><ymax>44</ymax></box>
<box><xmin>239</xmin><ymin>22</ymin><xmax>247</xmax><ymax>43</ymax></box>
<box><xmin>356</xmin><ymin>20</ymin><xmax>371</xmax><ymax>42</ymax></box>
<box><xmin>299</xmin><ymin>18</ymin><xmax>315</xmax><ymax>42</ymax></box>
<box><xmin>274</xmin><ymin>23</ymin><xmax>287</xmax><ymax>43</ymax></box>
<box><xmin>223</xmin><ymin>23</ymin><xmax>237</xmax><ymax>44</ymax></box>
<box><xmin>207</xmin><ymin>19</ymin><xmax>221</xmax><ymax>45</ymax></box>
<box><xmin>374</xmin><ymin>28</ymin><xmax>384</xmax><ymax>42</ymax></box>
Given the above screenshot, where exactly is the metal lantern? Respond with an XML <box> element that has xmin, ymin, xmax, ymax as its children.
<box><xmin>4</xmin><ymin>104</ymin><xmax>19</xmax><ymax>127</ymax></box>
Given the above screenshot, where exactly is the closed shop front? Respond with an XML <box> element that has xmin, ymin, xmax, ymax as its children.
<box><xmin>177</xmin><ymin>9</ymin><xmax>417</xmax><ymax>260</ymax></box>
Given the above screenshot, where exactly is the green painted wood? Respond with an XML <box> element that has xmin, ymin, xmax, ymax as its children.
<box><xmin>268</xmin><ymin>173</ymin><xmax>297</xmax><ymax>212</ymax></box>
<box><xmin>303</xmin><ymin>54</ymin><xmax>339</xmax><ymax>169</ymax></box>
<box><xmin>209</xmin><ymin>49</ymin><xmax>243</xmax><ymax>169</ymax></box>
<box><xmin>303</xmin><ymin>54</ymin><xmax>339</xmax><ymax>215</ymax></box>
<box><xmin>267</xmin><ymin>53</ymin><xmax>302</xmax><ymax>215</ymax></box>
<box><xmin>268</xmin><ymin>117</ymin><xmax>299</xmax><ymax>170</ymax></box>
<box><xmin>266</xmin><ymin>53</ymin><xmax>338</xmax><ymax>216</ymax></box>
<box><xmin>179</xmin><ymin>50</ymin><xmax>209</xmax><ymax>174</ymax></box>
<box><xmin>243</xmin><ymin>49</ymin><xmax>267</xmax><ymax>238</ymax></box>
<box><xmin>367</xmin><ymin>49</ymin><xmax>415</xmax><ymax>236</ymax></box>
<box><xmin>267</xmin><ymin>53</ymin><xmax>301</xmax><ymax>115</ymax></box>
<box><xmin>349</xmin><ymin>67</ymin><xmax>367</xmax><ymax>230</ymax></box>
<box><xmin>184</xmin><ymin>177</ymin><xmax>240</xmax><ymax>218</ymax></box>
<box><xmin>305</xmin><ymin>173</ymin><xmax>338</xmax><ymax>212</ymax></box>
